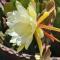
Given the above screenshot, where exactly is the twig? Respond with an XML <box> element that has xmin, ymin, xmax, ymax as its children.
<box><xmin>0</xmin><ymin>43</ymin><xmax>33</xmax><ymax>59</ymax></box>
<box><xmin>0</xmin><ymin>43</ymin><xmax>18</xmax><ymax>55</ymax></box>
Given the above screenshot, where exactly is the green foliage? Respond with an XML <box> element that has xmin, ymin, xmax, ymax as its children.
<box><xmin>54</xmin><ymin>0</ymin><xmax>60</xmax><ymax>28</ymax></box>
<box><xmin>53</xmin><ymin>0</ymin><xmax>60</xmax><ymax>39</ymax></box>
<box><xmin>18</xmin><ymin>0</ymin><xmax>30</xmax><ymax>9</ymax></box>
<box><xmin>35</xmin><ymin>0</ymin><xmax>42</xmax><ymax>15</ymax></box>
<box><xmin>4</xmin><ymin>2</ymin><xmax>16</xmax><ymax>12</ymax></box>
<box><xmin>55</xmin><ymin>0</ymin><xmax>60</xmax><ymax>7</ymax></box>
<box><xmin>10</xmin><ymin>0</ymin><xmax>16</xmax><ymax>6</ymax></box>
<box><xmin>4</xmin><ymin>0</ymin><xmax>30</xmax><ymax>12</ymax></box>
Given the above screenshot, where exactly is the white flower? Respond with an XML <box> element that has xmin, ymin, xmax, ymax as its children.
<box><xmin>6</xmin><ymin>1</ymin><xmax>37</xmax><ymax>51</ymax></box>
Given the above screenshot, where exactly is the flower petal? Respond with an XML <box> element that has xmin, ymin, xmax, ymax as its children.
<box><xmin>44</xmin><ymin>32</ymin><xmax>60</xmax><ymax>42</ymax></box>
<box><xmin>40</xmin><ymin>24</ymin><xmax>60</xmax><ymax>32</ymax></box>
<box><xmin>34</xmin><ymin>29</ymin><xmax>43</xmax><ymax>57</ymax></box>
